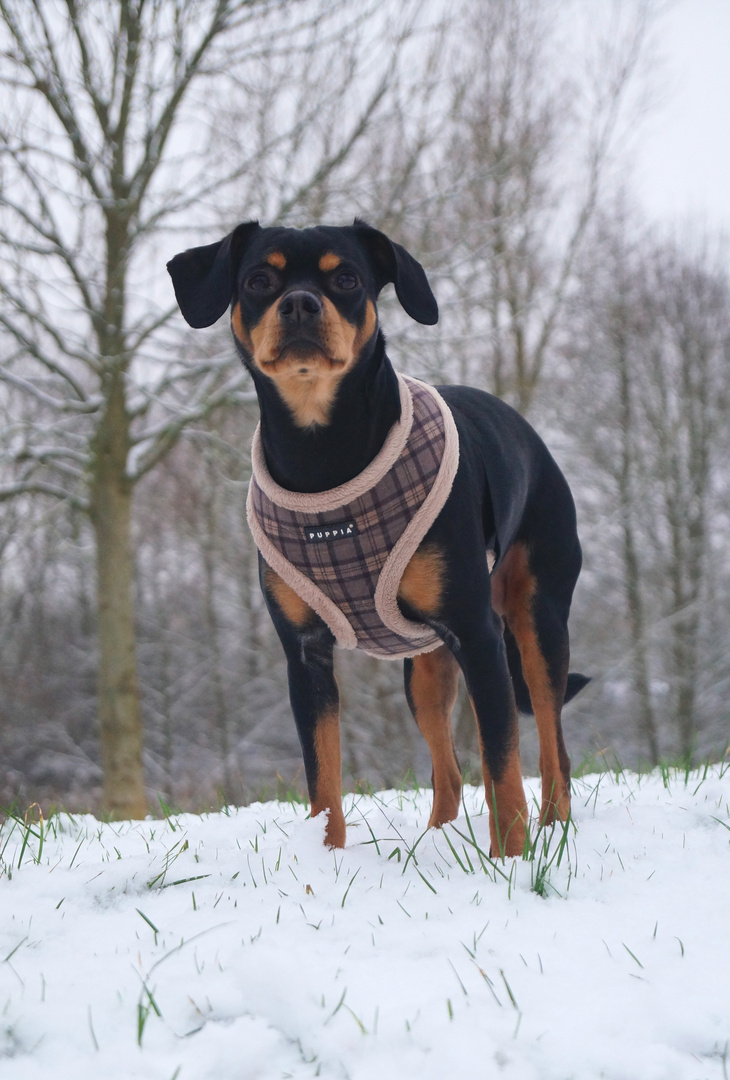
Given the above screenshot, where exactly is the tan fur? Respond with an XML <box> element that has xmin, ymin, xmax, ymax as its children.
<box><xmin>317</xmin><ymin>296</ymin><xmax>363</xmax><ymax>363</ymax></box>
<box><xmin>231</xmin><ymin>302</ymin><xmax>253</xmax><ymax>350</ymax></box>
<box><xmin>265</xmin><ymin>567</ymin><xmax>315</xmax><ymax>628</ymax></box>
<box><xmin>478</xmin><ymin>738</ymin><xmax>529</xmax><ymax>858</ymax></box>
<box><xmin>318</xmin><ymin>252</ymin><xmax>341</xmax><ymax>272</ymax></box>
<box><xmin>266</xmin><ymin>251</ymin><xmax>286</xmax><ymax>268</ymax></box>
<box><xmin>312</xmin><ymin>711</ymin><xmax>346</xmax><ymax>847</ymax></box>
<box><xmin>491</xmin><ymin>543</ymin><xmax>571</xmax><ymax>823</ymax></box>
<box><xmin>248</xmin><ymin>295</ymin><xmax>378</xmax><ymax>428</ymax></box>
<box><xmin>268</xmin><ymin>364</ymin><xmax>350</xmax><ymax>428</ymax></box>
<box><xmin>249</xmin><ymin>302</ymin><xmax>282</xmax><ymax>365</ymax></box>
<box><xmin>353</xmin><ymin>300</ymin><xmax>377</xmax><ymax>357</ymax></box>
<box><xmin>408</xmin><ymin>647</ymin><xmax>461</xmax><ymax>826</ymax></box>
<box><xmin>470</xmin><ymin>693</ymin><xmax>527</xmax><ymax>857</ymax></box>
<box><xmin>397</xmin><ymin>543</ymin><xmax>446</xmax><ymax>616</ymax></box>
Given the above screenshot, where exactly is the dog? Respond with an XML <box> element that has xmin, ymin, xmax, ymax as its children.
<box><xmin>168</xmin><ymin>220</ymin><xmax>587</xmax><ymax>856</ymax></box>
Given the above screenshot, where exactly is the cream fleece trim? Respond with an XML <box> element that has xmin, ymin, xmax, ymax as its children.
<box><xmin>358</xmin><ymin>634</ymin><xmax>444</xmax><ymax>662</ymax></box>
<box><xmin>250</xmin><ymin>372</ymin><xmax>413</xmax><ymax>513</ymax></box>
<box><xmin>373</xmin><ymin>378</ymin><xmax>460</xmax><ymax>640</ymax></box>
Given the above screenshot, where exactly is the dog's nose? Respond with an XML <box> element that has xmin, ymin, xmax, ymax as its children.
<box><xmin>278</xmin><ymin>290</ymin><xmax>322</xmax><ymax>326</ymax></box>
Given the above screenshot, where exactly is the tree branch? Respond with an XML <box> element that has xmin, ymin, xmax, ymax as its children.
<box><xmin>0</xmin><ymin>479</ymin><xmax>88</xmax><ymax>510</ymax></box>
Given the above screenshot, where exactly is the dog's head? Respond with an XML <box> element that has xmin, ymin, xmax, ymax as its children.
<box><xmin>167</xmin><ymin>220</ymin><xmax>437</xmax><ymax>426</ymax></box>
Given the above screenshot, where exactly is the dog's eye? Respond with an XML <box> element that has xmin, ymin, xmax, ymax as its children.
<box><xmin>246</xmin><ymin>270</ymin><xmax>276</xmax><ymax>291</ymax></box>
<box><xmin>334</xmin><ymin>271</ymin><xmax>359</xmax><ymax>291</ymax></box>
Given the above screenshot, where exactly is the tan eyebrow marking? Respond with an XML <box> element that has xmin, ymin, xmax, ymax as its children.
<box><xmin>266</xmin><ymin>252</ymin><xmax>286</xmax><ymax>268</ymax></box>
<box><xmin>319</xmin><ymin>252</ymin><xmax>341</xmax><ymax>272</ymax></box>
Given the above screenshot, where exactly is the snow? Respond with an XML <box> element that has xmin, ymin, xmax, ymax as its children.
<box><xmin>1</xmin><ymin>767</ymin><xmax>729</xmax><ymax>1079</ymax></box>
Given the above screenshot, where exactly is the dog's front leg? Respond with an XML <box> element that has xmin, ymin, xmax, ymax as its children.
<box><xmin>404</xmin><ymin>647</ymin><xmax>462</xmax><ymax>828</ymax></box>
<box><xmin>261</xmin><ymin>562</ymin><xmax>345</xmax><ymax>847</ymax></box>
<box><xmin>285</xmin><ymin>635</ymin><xmax>345</xmax><ymax>848</ymax></box>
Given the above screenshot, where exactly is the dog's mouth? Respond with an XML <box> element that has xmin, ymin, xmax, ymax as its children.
<box><xmin>261</xmin><ymin>339</ymin><xmax>345</xmax><ymax>372</ymax></box>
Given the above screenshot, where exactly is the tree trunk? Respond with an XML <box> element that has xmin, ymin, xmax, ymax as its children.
<box><xmin>621</xmin><ymin>514</ymin><xmax>659</xmax><ymax>764</ymax></box>
<box><xmin>669</xmin><ymin>538</ymin><xmax>700</xmax><ymax>762</ymax></box>
<box><xmin>616</xmin><ymin>322</ymin><xmax>659</xmax><ymax>764</ymax></box>
<box><xmin>673</xmin><ymin>619</ymin><xmax>699</xmax><ymax>760</ymax></box>
<box><xmin>90</xmin><ymin>374</ymin><xmax>147</xmax><ymax>818</ymax></box>
<box><xmin>202</xmin><ymin>532</ymin><xmax>233</xmax><ymax>805</ymax></box>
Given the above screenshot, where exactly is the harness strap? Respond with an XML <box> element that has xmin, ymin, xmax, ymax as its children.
<box><xmin>247</xmin><ymin>374</ymin><xmax>460</xmax><ymax>659</ymax></box>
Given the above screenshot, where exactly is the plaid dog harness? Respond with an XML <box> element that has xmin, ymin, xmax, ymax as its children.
<box><xmin>247</xmin><ymin>375</ymin><xmax>460</xmax><ymax>659</ymax></box>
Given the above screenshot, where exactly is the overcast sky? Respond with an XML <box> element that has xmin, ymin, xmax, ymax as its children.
<box><xmin>635</xmin><ymin>0</ymin><xmax>730</xmax><ymax>232</ymax></box>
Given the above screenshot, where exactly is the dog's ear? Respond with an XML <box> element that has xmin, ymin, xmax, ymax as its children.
<box><xmin>167</xmin><ymin>221</ymin><xmax>261</xmax><ymax>328</ymax></box>
<box><xmin>352</xmin><ymin>219</ymin><xmax>438</xmax><ymax>325</ymax></box>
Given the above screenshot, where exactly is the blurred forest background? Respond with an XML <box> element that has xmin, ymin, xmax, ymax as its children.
<box><xmin>0</xmin><ymin>0</ymin><xmax>728</xmax><ymax>815</ymax></box>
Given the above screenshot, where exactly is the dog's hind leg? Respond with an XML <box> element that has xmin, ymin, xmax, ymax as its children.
<box><xmin>404</xmin><ymin>647</ymin><xmax>462</xmax><ymax>827</ymax></box>
<box><xmin>462</xmin><ymin>628</ymin><xmax>528</xmax><ymax>858</ymax></box>
<box><xmin>495</xmin><ymin>543</ymin><xmax>574</xmax><ymax>825</ymax></box>
<box><xmin>449</xmin><ymin>602</ymin><xmax>528</xmax><ymax>856</ymax></box>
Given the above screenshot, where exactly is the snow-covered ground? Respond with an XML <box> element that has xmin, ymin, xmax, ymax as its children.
<box><xmin>1</xmin><ymin>766</ymin><xmax>728</xmax><ymax>1080</ymax></box>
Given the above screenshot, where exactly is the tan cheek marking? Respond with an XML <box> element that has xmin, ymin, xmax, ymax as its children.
<box><xmin>319</xmin><ymin>296</ymin><xmax>358</xmax><ymax>363</ymax></box>
<box><xmin>266</xmin><ymin>252</ymin><xmax>286</xmax><ymax>268</ymax></box>
<box><xmin>319</xmin><ymin>252</ymin><xmax>341</xmax><ymax>272</ymax></box>
<box><xmin>231</xmin><ymin>302</ymin><xmax>253</xmax><ymax>350</ymax></box>
<box><xmin>250</xmin><ymin>303</ymin><xmax>283</xmax><ymax>364</ymax></box>
<box><xmin>265</xmin><ymin>567</ymin><xmax>315</xmax><ymax>628</ymax></box>
<box><xmin>318</xmin><ymin>297</ymin><xmax>376</xmax><ymax>363</ymax></box>
<box><xmin>397</xmin><ymin>544</ymin><xmax>446</xmax><ymax>616</ymax></box>
<box><xmin>312</xmin><ymin>711</ymin><xmax>346</xmax><ymax>848</ymax></box>
<box><xmin>353</xmin><ymin>299</ymin><xmax>377</xmax><ymax>354</ymax></box>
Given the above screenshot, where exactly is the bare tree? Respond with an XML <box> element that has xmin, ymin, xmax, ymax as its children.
<box><xmin>417</xmin><ymin>0</ymin><xmax>658</xmax><ymax>415</ymax></box>
<box><xmin>638</xmin><ymin>235</ymin><xmax>729</xmax><ymax>756</ymax></box>
<box><xmin>569</xmin><ymin>208</ymin><xmax>730</xmax><ymax>762</ymax></box>
<box><xmin>0</xmin><ymin>0</ymin><xmax>431</xmax><ymax>815</ymax></box>
<box><xmin>568</xmin><ymin>205</ymin><xmax>661</xmax><ymax>763</ymax></box>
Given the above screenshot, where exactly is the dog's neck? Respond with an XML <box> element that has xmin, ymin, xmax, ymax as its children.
<box><xmin>250</xmin><ymin>333</ymin><xmax>402</xmax><ymax>493</ymax></box>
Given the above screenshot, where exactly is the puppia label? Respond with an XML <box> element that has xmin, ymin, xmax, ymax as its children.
<box><xmin>304</xmin><ymin>520</ymin><xmax>359</xmax><ymax>543</ymax></box>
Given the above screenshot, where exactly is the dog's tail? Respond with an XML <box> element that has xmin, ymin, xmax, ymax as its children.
<box><xmin>504</xmin><ymin>625</ymin><xmax>590</xmax><ymax>715</ymax></box>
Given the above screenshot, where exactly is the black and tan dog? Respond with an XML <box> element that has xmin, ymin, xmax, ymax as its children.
<box><xmin>168</xmin><ymin>220</ymin><xmax>587</xmax><ymax>856</ymax></box>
